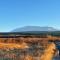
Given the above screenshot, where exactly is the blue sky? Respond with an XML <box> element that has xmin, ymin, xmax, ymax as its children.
<box><xmin>0</xmin><ymin>0</ymin><xmax>60</xmax><ymax>32</ymax></box>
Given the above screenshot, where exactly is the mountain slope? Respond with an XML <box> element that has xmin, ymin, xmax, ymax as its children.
<box><xmin>12</xmin><ymin>26</ymin><xmax>58</xmax><ymax>32</ymax></box>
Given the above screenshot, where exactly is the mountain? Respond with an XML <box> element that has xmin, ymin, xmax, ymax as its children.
<box><xmin>11</xmin><ymin>26</ymin><xmax>58</xmax><ymax>32</ymax></box>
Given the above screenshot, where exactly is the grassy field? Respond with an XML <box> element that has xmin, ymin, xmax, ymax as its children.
<box><xmin>0</xmin><ymin>34</ymin><xmax>59</xmax><ymax>60</ymax></box>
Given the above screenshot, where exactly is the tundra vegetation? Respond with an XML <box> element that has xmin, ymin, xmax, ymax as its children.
<box><xmin>0</xmin><ymin>32</ymin><xmax>60</xmax><ymax>60</ymax></box>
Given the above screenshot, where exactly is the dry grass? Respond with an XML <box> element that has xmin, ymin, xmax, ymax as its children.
<box><xmin>40</xmin><ymin>43</ymin><xmax>56</xmax><ymax>60</ymax></box>
<box><xmin>0</xmin><ymin>35</ymin><xmax>59</xmax><ymax>60</ymax></box>
<box><xmin>0</xmin><ymin>42</ymin><xmax>28</xmax><ymax>49</ymax></box>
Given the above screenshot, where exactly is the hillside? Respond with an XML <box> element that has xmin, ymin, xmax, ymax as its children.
<box><xmin>11</xmin><ymin>26</ymin><xmax>58</xmax><ymax>32</ymax></box>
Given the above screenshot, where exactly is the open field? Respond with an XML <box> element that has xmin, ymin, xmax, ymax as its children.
<box><xmin>0</xmin><ymin>33</ymin><xmax>60</xmax><ymax>60</ymax></box>
<box><xmin>0</xmin><ymin>42</ymin><xmax>58</xmax><ymax>60</ymax></box>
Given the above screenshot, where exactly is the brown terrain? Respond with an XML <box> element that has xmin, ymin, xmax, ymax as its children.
<box><xmin>0</xmin><ymin>35</ymin><xmax>59</xmax><ymax>60</ymax></box>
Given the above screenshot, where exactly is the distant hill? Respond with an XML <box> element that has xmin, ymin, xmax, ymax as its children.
<box><xmin>11</xmin><ymin>26</ymin><xmax>58</xmax><ymax>32</ymax></box>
